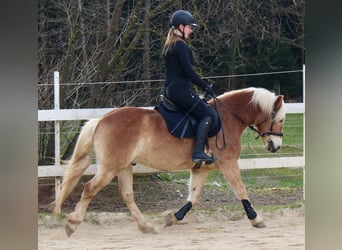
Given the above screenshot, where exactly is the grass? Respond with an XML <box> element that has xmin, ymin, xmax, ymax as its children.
<box><xmin>38</xmin><ymin>212</ymin><xmax>68</xmax><ymax>228</ymax></box>
<box><xmin>158</xmin><ymin>167</ymin><xmax>303</xmax><ymax>191</ymax></box>
<box><xmin>240</xmin><ymin>113</ymin><xmax>303</xmax><ymax>158</ymax></box>
<box><xmin>257</xmin><ymin>201</ymin><xmax>304</xmax><ymax>213</ymax></box>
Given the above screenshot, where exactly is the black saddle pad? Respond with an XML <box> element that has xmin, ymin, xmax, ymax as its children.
<box><xmin>155</xmin><ymin>103</ymin><xmax>221</xmax><ymax>139</ymax></box>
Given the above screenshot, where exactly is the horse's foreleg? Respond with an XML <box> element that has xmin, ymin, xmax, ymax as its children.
<box><xmin>118</xmin><ymin>167</ymin><xmax>158</xmax><ymax>234</ymax></box>
<box><xmin>65</xmin><ymin>168</ymin><xmax>116</xmax><ymax>237</ymax></box>
<box><xmin>165</xmin><ymin>167</ymin><xmax>210</xmax><ymax>227</ymax></box>
<box><xmin>219</xmin><ymin>161</ymin><xmax>265</xmax><ymax>228</ymax></box>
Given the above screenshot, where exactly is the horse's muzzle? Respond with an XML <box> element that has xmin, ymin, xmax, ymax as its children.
<box><xmin>267</xmin><ymin>139</ymin><xmax>280</xmax><ymax>153</ymax></box>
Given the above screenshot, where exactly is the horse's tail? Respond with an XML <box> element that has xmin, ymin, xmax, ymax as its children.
<box><xmin>52</xmin><ymin>118</ymin><xmax>100</xmax><ymax>214</ymax></box>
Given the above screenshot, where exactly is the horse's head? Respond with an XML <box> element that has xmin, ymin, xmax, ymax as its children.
<box><xmin>251</xmin><ymin>94</ymin><xmax>285</xmax><ymax>153</ymax></box>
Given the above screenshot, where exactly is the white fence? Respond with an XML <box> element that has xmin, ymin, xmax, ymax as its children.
<box><xmin>38</xmin><ymin>72</ymin><xmax>305</xmax><ymax>178</ymax></box>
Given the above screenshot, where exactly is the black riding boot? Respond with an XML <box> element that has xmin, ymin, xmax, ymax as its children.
<box><xmin>192</xmin><ymin>117</ymin><xmax>217</xmax><ymax>165</ymax></box>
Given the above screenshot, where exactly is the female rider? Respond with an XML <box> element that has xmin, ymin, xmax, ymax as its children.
<box><xmin>162</xmin><ymin>10</ymin><xmax>217</xmax><ymax>165</ymax></box>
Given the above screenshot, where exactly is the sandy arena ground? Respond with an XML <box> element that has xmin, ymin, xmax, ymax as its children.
<box><xmin>38</xmin><ymin>206</ymin><xmax>304</xmax><ymax>250</ymax></box>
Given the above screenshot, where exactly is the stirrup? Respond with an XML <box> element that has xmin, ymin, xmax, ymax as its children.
<box><xmin>192</xmin><ymin>162</ymin><xmax>202</xmax><ymax>169</ymax></box>
<box><xmin>192</xmin><ymin>155</ymin><xmax>217</xmax><ymax>165</ymax></box>
<box><xmin>204</xmin><ymin>156</ymin><xmax>217</xmax><ymax>165</ymax></box>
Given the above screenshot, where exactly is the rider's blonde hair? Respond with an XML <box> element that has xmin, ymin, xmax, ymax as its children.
<box><xmin>162</xmin><ymin>27</ymin><xmax>184</xmax><ymax>56</ymax></box>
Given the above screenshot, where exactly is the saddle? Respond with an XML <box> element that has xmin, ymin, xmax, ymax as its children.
<box><xmin>155</xmin><ymin>95</ymin><xmax>221</xmax><ymax>139</ymax></box>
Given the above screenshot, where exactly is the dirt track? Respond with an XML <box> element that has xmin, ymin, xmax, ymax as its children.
<box><xmin>39</xmin><ymin>174</ymin><xmax>304</xmax><ymax>249</ymax></box>
<box><xmin>38</xmin><ymin>206</ymin><xmax>304</xmax><ymax>250</ymax></box>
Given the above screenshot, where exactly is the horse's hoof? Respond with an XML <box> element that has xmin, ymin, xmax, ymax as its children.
<box><xmin>138</xmin><ymin>222</ymin><xmax>158</xmax><ymax>234</ymax></box>
<box><xmin>65</xmin><ymin>224</ymin><xmax>74</xmax><ymax>237</ymax></box>
<box><xmin>254</xmin><ymin>222</ymin><xmax>266</xmax><ymax>228</ymax></box>
<box><xmin>65</xmin><ymin>222</ymin><xmax>79</xmax><ymax>237</ymax></box>
<box><xmin>250</xmin><ymin>216</ymin><xmax>266</xmax><ymax>228</ymax></box>
<box><xmin>164</xmin><ymin>212</ymin><xmax>178</xmax><ymax>228</ymax></box>
<box><xmin>143</xmin><ymin>225</ymin><xmax>159</xmax><ymax>234</ymax></box>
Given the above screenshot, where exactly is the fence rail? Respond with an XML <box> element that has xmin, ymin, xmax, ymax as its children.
<box><xmin>38</xmin><ymin>103</ymin><xmax>302</xmax><ymax>122</ymax></box>
<box><xmin>38</xmin><ymin>156</ymin><xmax>305</xmax><ymax>177</ymax></box>
<box><xmin>38</xmin><ymin>102</ymin><xmax>304</xmax><ymax>177</ymax></box>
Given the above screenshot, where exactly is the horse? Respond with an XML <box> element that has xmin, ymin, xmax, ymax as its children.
<box><xmin>52</xmin><ymin>87</ymin><xmax>285</xmax><ymax>237</ymax></box>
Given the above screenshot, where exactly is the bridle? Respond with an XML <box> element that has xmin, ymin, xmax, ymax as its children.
<box><xmin>248</xmin><ymin>107</ymin><xmax>284</xmax><ymax>140</ymax></box>
<box><xmin>210</xmin><ymin>93</ymin><xmax>283</xmax><ymax>147</ymax></box>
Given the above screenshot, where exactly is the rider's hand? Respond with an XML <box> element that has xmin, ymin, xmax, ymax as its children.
<box><xmin>204</xmin><ymin>81</ymin><xmax>215</xmax><ymax>98</ymax></box>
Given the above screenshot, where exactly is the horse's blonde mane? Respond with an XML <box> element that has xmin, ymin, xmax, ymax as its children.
<box><xmin>249</xmin><ymin>87</ymin><xmax>285</xmax><ymax>121</ymax></box>
<box><xmin>220</xmin><ymin>87</ymin><xmax>285</xmax><ymax>122</ymax></box>
<box><xmin>250</xmin><ymin>87</ymin><xmax>275</xmax><ymax>115</ymax></box>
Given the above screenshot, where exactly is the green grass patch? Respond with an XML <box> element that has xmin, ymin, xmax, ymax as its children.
<box><xmin>38</xmin><ymin>212</ymin><xmax>67</xmax><ymax>220</ymax></box>
<box><xmin>241</xmin><ymin>113</ymin><xmax>303</xmax><ymax>158</ymax></box>
<box><xmin>38</xmin><ymin>212</ymin><xmax>68</xmax><ymax>228</ymax></box>
<box><xmin>240</xmin><ymin>168</ymin><xmax>303</xmax><ymax>189</ymax></box>
<box><xmin>158</xmin><ymin>172</ymin><xmax>190</xmax><ymax>182</ymax></box>
<box><xmin>158</xmin><ymin>167</ymin><xmax>303</xmax><ymax>191</ymax></box>
<box><xmin>257</xmin><ymin>201</ymin><xmax>304</xmax><ymax>213</ymax></box>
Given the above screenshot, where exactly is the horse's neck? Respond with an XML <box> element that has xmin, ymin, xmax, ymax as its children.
<box><xmin>236</xmin><ymin>105</ymin><xmax>264</xmax><ymax>126</ymax></box>
<box><xmin>216</xmin><ymin>91</ymin><xmax>267</xmax><ymax>133</ymax></box>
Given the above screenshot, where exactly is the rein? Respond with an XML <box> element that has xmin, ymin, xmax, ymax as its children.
<box><xmin>211</xmin><ymin>97</ymin><xmax>227</xmax><ymax>150</ymax></box>
<box><xmin>204</xmin><ymin>89</ymin><xmax>227</xmax><ymax>150</ymax></box>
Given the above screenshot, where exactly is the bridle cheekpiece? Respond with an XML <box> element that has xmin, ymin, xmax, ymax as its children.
<box><xmin>248</xmin><ymin>108</ymin><xmax>284</xmax><ymax>140</ymax></box>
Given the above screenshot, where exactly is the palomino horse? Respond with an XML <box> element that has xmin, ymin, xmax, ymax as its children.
<box><xmin>52</xmin><ymin>87</ymin><xmax>285</xmax><ymax>237</ymax></box>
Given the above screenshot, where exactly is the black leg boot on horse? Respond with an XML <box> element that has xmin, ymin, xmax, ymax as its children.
<box><xmin>192</xmin><ymin>116</ymin><xmax>217</xmax><ymax>165</ymax></box>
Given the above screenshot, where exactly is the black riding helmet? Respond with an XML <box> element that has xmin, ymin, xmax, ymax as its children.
<box><xmin>170</xmin><ymin>10</ymin><xmax>197</xmax><ymax>27</ymax></box>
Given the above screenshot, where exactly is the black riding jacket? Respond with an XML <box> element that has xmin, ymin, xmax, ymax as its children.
<box><xmin>164</xmin><ymin>40</ymin><xmax>207</xmax><ymax>91</ymax></box>
<box><xmin>163</xmin><ymin>40</ymin><xmax>215</xmax><ymax>120</ymax></box>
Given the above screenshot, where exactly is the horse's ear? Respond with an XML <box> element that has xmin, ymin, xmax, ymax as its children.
<box><xmin>274</xmin><ymin>95</ymin><xmax>284</xmax><ymax>110</ymax></box>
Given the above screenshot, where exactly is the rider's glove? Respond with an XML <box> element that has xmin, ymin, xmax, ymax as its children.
<box><xmin>204</xmin><ymin>81</ymin><xmax>215</xmax><ymax>98</ymax></box>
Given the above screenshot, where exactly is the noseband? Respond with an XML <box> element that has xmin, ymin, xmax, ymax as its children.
<box><xmin>248</xmin><ymin>108</ymin><xmax>284</xmax><ymax>140</ymax></box>
<box><xmin>248</xmin><ymin>125</ymin><xmax>283</xmax><ymax>139</ymax></box>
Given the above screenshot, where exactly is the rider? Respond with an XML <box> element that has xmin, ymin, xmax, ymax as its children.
<box><xmin>162</xmin><ymin>10</ymin><xmax>217</xmax><ymax>164</ymax></box>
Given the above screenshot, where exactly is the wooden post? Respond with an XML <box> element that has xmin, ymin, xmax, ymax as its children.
<box><xmin>54</xmin><ymin>71</ymin><xmax>61</xmax><ymax>212</ymax></box>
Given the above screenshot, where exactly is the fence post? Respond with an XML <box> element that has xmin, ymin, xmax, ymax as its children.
<box><xmin>54</xmin><ymin>71</ymin><xmax>61</xmax><ymax>211</ymax></box>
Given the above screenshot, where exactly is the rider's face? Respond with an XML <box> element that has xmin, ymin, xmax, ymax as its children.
<box><xmin>180</xmin><ymin>24</ymin><xmax>193</xmax><ymax>39</ymax></box>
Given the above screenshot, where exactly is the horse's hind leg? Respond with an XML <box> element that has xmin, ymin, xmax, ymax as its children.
<box><xmin>65</xmin><ymin>167</ymin><xmax>117</xmax><ymax>237</ymax></box>
<box><xmin>165</xmin><ymin>167</ymin><xmax>210</xmax><ymax>227</ymax></box>
<box><xmin>219</xmin><ymin>161</ymin><xmax>265</xmax><ymax>228</ymax></box>
<box><xmin>118</xmin><ymin>166</ymin><xmax>158</xmax><ymax>234</ymax></box>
